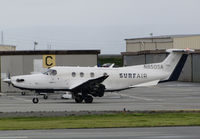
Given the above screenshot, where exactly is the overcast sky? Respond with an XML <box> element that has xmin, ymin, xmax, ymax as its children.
<box><xmin>0</xmin><ymin>0</ymin><xmax>200</xmax><ymax>54</ymax></box>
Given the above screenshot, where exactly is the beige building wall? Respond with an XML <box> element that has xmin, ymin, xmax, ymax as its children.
<box><xmin>156</xmin><ymin>42</ymin><xmax>173</xmax><ymax>49</ymax></box>
<box><xmin>173</xmin><ymin>36</ymin><xmax>200</xmax><ymax>49</ymax></box>
<box><xmin>142</xmin><ymin>43</ymin><xmax>156</xmax><ymax>50</ymax></box>
<box><xmin>126</xmin><ymin>41</ymin><xmax>173</xmax><ymax>52</ymax></box>
<box><xmin>0</xmin><ymin>45</ymin><xmax>16</xmax><ymax>51</ymax></box>
<box><xmin>126</xmin><ymin>43</ymin><xmax>141</xmax><ymax>52</ymax></box>
<box><xmin>125</xmin><ymin>35</ymin><xmax>200</xmax><ymax>52</ymax></box>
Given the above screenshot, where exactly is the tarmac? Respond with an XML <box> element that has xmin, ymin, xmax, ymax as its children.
<box><xmin>0</xmin><ymin>127</ymin><xmax>199</xmax><ymax>139</ymax></box>
<box><xmin>1</xmin><ymin>81</ymin><xmax>200</xmax><ymax>139</ymax></box>
<box><xmin>0</xmin><ymin>81</ymin><xmax>200</xmax><ymax>112</ymax></box>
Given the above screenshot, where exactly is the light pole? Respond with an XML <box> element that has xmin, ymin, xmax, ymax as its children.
<box><xmin>34</xmin><ymin>41</ymin><xmax>38</xmax><ymax>50</ymax></box>
<box><xmin>1</xmin><ymin>31</ymin><xmax>3</xmax><ymax>44</ymax></box>
<box><xmin>150</xmin><ymin>33</ymin><xmax>157</xmax><ymax>50</ymax></box>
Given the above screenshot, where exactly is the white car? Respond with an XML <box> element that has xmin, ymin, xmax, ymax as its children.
<box><xmin>61</xmin><ymin>92</ymin><xmax>72</xmax><ymax>99</ymax></box>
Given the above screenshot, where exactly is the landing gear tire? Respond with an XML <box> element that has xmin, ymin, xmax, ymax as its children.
<box><xmin>43</xmin><ymin>95</ymin><xmax>48</xmax><ymax>100</ymax></box>
<box><xmin>32</xmin><ymin>98</ymin><xmax>39</xmax><ymax>104</ymax></box>
<box><xmin>84</xmin><ymin>95</ymin><xmax>93</xmax><ymax>103</ymax></box>
<box><xmin>21</xmin><ymin>92</ymin><xmax>26</xmax><ymax>96</ymax></box>
<box><xmin>75</xmin><ymin>95</ymin><xmax>83</xmax><ymax>103</ymax></box>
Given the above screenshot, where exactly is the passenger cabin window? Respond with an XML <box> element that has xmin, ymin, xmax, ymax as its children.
<box><xmin>80</xmin><ymin>72</ymin><xmax>84</xmax><ymax>77</ymax></box>
<box><xmin>43</xmin><ymin>69</ymin><xmax>57</xmax><ymax>76</ymax></box>
<box><xmin>72</xmin><ymin>72</ymin><xmax>76</xmax><ymax>77</ymax></box>
<box><xmin>90</xmin><ymin>72</ymin><xmax>94</xmax><ymax>78</ymax></box>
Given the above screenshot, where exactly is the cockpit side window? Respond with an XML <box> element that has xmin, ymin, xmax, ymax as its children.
<box><xmin>43</xmin><ymin>69</ymin><xmax>57</xmax><ymax>76</ymax></box>
<box><xmin>43</xmin><ymin>71</ymin><xmax>49</xmax><ymax>75</ymax></box>
<box><xmin>51</xmin><ymin>70</ymin><xmax>57</xmax><ymax>76</ymax></box>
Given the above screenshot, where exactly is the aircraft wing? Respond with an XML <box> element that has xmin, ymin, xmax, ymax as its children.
<box><xmin>70</xmin><ymin>75</ymin><xmax>109</xmax><ymax>92</ymax></box>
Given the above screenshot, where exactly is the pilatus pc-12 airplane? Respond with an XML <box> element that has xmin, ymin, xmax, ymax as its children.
<box><xmin>3</xmin><ymin>49</ymin><xmax>193</xmax><ymax>104</ymax></box>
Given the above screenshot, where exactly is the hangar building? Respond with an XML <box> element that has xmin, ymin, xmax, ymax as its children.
<box><xmin>125</xmin><ymin>34</ymin><xmax>200</xmax><ymax>52</ymax></box>
<box><xmin>0</xmin><ymin>50</ymin><xmax>100</xmax><ymax>92</ymax></box>
<box><xmin>122</xmin><ymin>34</ymin><xmax>200</xmax><ymax>82</ymax></box>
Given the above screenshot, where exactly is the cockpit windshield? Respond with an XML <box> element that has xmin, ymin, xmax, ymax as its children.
<box><xmin>43</xmin><ymin>69</ymin><xmax>57</xmax><ymax>76</ymax></box>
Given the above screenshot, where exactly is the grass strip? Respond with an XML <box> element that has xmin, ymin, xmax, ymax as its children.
<box><xmin>0</xmin><ymin>112</ymin><xmax>200</xmax><ymax>130</ymax></box>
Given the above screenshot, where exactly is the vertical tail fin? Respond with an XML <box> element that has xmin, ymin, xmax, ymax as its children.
<box><xmin>160</xmin><ymin>49</ymin><xmax>193</xmax><ymax>82</ymax></box>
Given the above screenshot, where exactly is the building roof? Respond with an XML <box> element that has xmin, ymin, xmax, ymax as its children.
<box><xmin>0</xmin><ymin>50</ymin><xmax>100</xmax><ymax>55</ymax></box>
<box><xmin>0</xmin><ymin>44</ymin><xmax>16</xmax><ymax>47</ymax></box>
<box><xmin>121</xmin><ymin>49</ymin><xmax>166</xmax><ymax>56</ymax></box>
<box><xmin>121</xmin><ymin>49</ymin><xmax>199</xmax><ymax>56</ymax></box>
<box><xmin>125</xmin><ymin>34</ymin><xmax>200</xmax><ymax>41</ymax></box>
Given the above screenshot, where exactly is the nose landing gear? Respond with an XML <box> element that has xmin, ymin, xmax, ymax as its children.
<box><xmin>31</xmin><ymin>92</ymin><xmax>49</xmax><ymax>104</ymax></box>
<box><xmin>32</xmin><ymin>97</ymin><xmax>39</xmax><ymax>104</ymax></box>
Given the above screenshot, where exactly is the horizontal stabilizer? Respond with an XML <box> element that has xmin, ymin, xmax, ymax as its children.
<box><xmin>158</xmin><ymin>48</ymin><xmax>194</xmax><ymax>83</ymax></box>
<box><xmin>130</xmin><ymin>80</ymin><xmax>159</xmax><ymax>88</ymax></box>
<box><xmin>166</xmin><ymin>48</ymin><xmax>194</xmax><ymax>53</ymax></box>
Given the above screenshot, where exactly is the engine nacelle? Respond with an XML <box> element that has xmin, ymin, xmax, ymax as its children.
<box><xmin>91</xmin><ymin>84</ymin><xmax>105</xmax><ymax>97</ymax></box>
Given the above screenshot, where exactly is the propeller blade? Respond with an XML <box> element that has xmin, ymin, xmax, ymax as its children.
<box><xmin>3</xmin><ymin>78</ymin><xmax>11</xmax><ymax>84</ymax></box>
<box><xmin>8</xmin><ymin>73</ymin><xmax>11</xmax><ymax>79</ymax></box>
<box><xmin>3</xmin><ymin>73</ymin><xmax>12</xmax><ymax>87</ymax></box>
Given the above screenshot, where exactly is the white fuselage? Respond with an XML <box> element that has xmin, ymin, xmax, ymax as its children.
<box><xmin>10</xmin><ymin>65</ymin><xmax>169</xmax><ymax>91</ymax></box>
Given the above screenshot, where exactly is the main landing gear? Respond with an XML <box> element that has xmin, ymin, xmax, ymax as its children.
<box><xmin>75</xmin><ymin>94</ymin><xmax>93</xmax><ymax>103</ymax></box>
<box><xmin>74</xmin><ymin>84</ymin><xmax>105</xmax><ymax>104</ymax></box>
<box><xmin>84</xmin><ymin>95</ymin><xmax>93</xmax><ymax>103</ymax></box>
<box><xmin>75</xmin><ymin>95</ymin><xmax>83</xmax><ymax>103</ymax></box>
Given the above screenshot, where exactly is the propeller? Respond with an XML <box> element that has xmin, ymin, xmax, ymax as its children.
<box><xmin>8</xmin><ymin>73</ymin><xmax>10</xmax><ymax>80</ymax></box>
<box><xmin>8</xmin><ymin>73</ymin><xmax>11</xmax><ymax>87</ymax></box>
<box><xmin>3</xmin><ymin>73</ymin><xmax>12</xmax><ymax>87</ymax></box>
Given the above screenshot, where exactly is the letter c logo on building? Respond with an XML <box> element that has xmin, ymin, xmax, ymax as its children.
<box><xmin>43</xmin><ymin>55</ymin><xmax>56</xmax><ymax>68</ymax></box>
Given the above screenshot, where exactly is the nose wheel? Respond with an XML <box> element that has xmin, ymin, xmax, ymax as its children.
<box><xmin>32</xmin><ymin>97</ymin><xmax>39</xmax><ymax>104</ymax></box>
